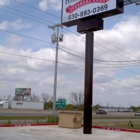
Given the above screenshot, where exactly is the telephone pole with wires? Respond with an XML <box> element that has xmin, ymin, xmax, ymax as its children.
<box><xmin>48</xmin><ymin>24</ymin><xmax>63</xmax><ymax>116</ymax></box>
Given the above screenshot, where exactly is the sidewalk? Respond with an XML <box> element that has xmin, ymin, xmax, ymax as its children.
<box><xmin>0</xmin><ymin>125</ymin><xmax>139</xmax><ymax>140</ymax></box>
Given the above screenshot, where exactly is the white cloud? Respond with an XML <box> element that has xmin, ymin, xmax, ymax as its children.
<box><xmin>10</xmin><ymin>19</ymin><xmax>32</xmax><ymax>30</ymax></box>
<box><xmin>38</xmin><ymin>0</ymin><xmax>48</xmax><ymax>11</ymax></box>
<box><xmin>0</xmin><ymin>0</ymin><xmax>10</xmax><ymax>6</ymax></box>
<box><xmin>0</xmin><ymin>21</ymin><xmax>9</xmax><ymax>30</ymax></box>
<box><xmin>0</xmin><ymin>20</ymin><xmax>32</xmax><ymax>30</ymax></box>
<box><xmin>7</xmin><ymin>34</ymin><xmax>23</xmax><ymax>45</ymax></box>
<box><xmin>1</xmin><ymin>12</ymin><xmax>140</xmax><ymax>106</ymax></box>
<box><xmin>39</xmin><ymin>0</ymin><xmax>61</xmax><ymax>11</ymax></box>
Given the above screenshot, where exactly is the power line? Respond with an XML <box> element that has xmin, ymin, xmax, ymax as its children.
<box><xmin>62</xmin><ymin>30</ymin><xmax>135</xmax><ymax>62</ymax></box>
<box><xmin>59</xmin><ymin>45</ymin><xmax>140</xmax><ymax>67</ymax></box>
<box><xmin>0</xmin><ymin>50</ymin><xmax>83</xmax><ymax>71</ymax></box>
<box><xmin>59</xmin><ymin>47</ymin><xmax>140</xmax><ymax>75</ymax></box>
<box><xmin>0</xmin><ymin>28</ymin><xmax>52</xmax><ymax>44</ymax></box>
<box><xmin>1</xmin><ymin>1</ymin><xmax>140</xmax><ymax>81</ymax></box>
<box><xmin>95</xmin><ymin>35</ymin><xmax>139</xmax><ymax>60</ymax></box>
<box><xmin>0</xmin><ymin>8</ymin><xmax>51</xmax><ymax>26</ymax></box>
<box><xmin>93</xmin><ymin>64</ymin><xmax>140</xmax><ymax>68</ymax></box>
<box><xmin>1</xmin><ymin>28</ymin><xmax>140</xmax><ymax>75</ymax></box>
<box><xmin>58</xmin><ymin>47</ymin><xmax>85</xmax><ymax>60</ymax></box>
<box><xmin>59</xmin><ymin>43</ymin><xmax>140</xmax><ymax>65</ymax></box>
<box><xmin>1</xmin><ymin>3</ymin><xmax>138</xmax><ymax>63</ymax></box>
<box><xmin>0</xmin><ymin>50</ymin><xmax>140</xmax><ymax>88</ymax></box>
<box><xmin>94</xmin><ymin>59</ymin><xmax>140</xmax><ymax>63</ymax></box>
<box><xmin>93</xmin><ymin>72</ymin><xmax>140</xmax><ymax>87</ymax></box>
<box><xmin>11</xmin><ymin>0</ymin><xmax>60</xmax><ymax>19</ymax></box>
<box><xmin>11</xmin><ymin>0</ymin><xmax>140</xmax><ymax>61</ymax></box>
<box><xmin>64</xmin><ymin>28</ymin><xmax>139</xmax><ymax>61</ymax></box>
<box><xmin>59</xmin><ymin>47</ymin><xmax>140</xmax><ymax>68</ymax></box>
<box><xmin>58</xmin><ymin>46</ymin><xmax>140</xmax><ymax>76</ymax></box>
<box><xmin>95</xmin><ymin>43</ymin><xmax>132</xmax><ymax>61</ymax></box>
<box><xmin>59</xmin><ymin>45</ymin><xmax>85</xmax><ymax>56</ymax></box>
<box><xmin>0</xmin><ymin>51</ymin><xmax>54</xmax><ymax>62</ymax></box>
<box><xmin>0</xmin><ymin>0</ymin><xmax>140</xmax><ymax>96</ymax></box>
<box><xmin>0</xmin><ymin>4</ymin><xmax>54</xmax><ymax>24</ymax></box>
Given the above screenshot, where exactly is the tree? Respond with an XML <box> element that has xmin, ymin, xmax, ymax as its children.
<box><xmin>65</xmin><ymin>104</ymin><xmax>75</xmax><ymax>110</ymax></box>
<box><xmin>93</xmin><ymin>104</ymin><xmax>100</xmax><ymax>111</ymax></box>
<box><xmin>44</xmin><ymin>101</ymin><xmax>53</xmax><ymax>110</ymax></box>
<box><xmin>70</xmin><ymin>91</ymin><xmax>84</xmax><ymax>109</ymax></box>
<box><xmin>41</xmin><ymin>93</ymin><xmax>50</xmax><ymax>103</ymax></box>
<box><xmin>13</xmin><ymin>95</ymin><xmax>21</xmax><ymax>101</ymax></box>
<box><xmin>130</xmin><ymin>106</ymin><xmax>140</xmax><ymax>112</ymax></box>
<box><xmin>26</xmin><ymin>94</ymin><xmax>40</xmax><ymax>102</ymax></box>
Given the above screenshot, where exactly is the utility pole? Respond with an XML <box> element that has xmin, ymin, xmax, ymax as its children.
<box><xmin>48</xmin><ymin>24</ymin><xmax>63</xmax><ymax>116</ymax></box>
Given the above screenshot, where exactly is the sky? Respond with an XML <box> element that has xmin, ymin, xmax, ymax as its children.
<box><xmin>0</xmin><ymin>0</ymin><xmax>140</xmax><ymax>108</ymax></box>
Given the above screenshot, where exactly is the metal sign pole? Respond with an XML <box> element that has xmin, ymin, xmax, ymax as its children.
<box><xmin>62</xmin><ymin>0</ymin><xmax>126</xmax><ymax>135</ymax></box>
<box><xmin>83</xmin><ymin>31</ymin><xmax>93</xmax><ymax>134</ymax></box>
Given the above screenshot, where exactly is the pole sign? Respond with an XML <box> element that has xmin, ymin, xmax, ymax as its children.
<box><xmin>62</xmin><ymin>0</ymin><xmax>123</xmax><ymax>27</ymax></box>
<box><xmin>56</xmin><ymin>99</ymin><xmax>66</xmax><ymax>109</ymax></box>
<box><xmin>58</xmin><ymin>99</ymin><xmax>66</xmax><ymax>102</ymax></box>
<box><xmin>15</xmin><ymin>88</ymin><xmax>31</xmax><ymax>96</ymax></box>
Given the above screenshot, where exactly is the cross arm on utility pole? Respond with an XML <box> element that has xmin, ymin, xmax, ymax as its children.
<box><xmin>124</xmin><ymin>0</ymin><xmax>140</xmax><ymax>6</ymax></box>
<box><xmin>48</xmin><ymin>24</ymin><xmax>63</xmax><ymax>30</ymax></box>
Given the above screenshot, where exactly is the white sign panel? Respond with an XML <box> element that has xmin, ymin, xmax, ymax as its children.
<box><xmin>62</xmin><ymin>0</ymin><xmax>117</xmax><ymax>26</ymax></box>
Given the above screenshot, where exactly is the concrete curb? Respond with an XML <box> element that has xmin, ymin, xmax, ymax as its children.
<box><xmin>0</xmin><ymin>123</ymin><xmax>58</xmax><ymax>127</ymax></box>
<box><xmin>0</xmin><ymin>123</ymin><xmax>140</xmax><ymax>133</ymax></box>
<box><xmin>92</xmin><ymin>126</ymin><xmax>140</xmax><ymax>133</ymax></box>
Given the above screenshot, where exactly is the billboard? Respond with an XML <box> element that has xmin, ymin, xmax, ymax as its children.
<box><xmin>62</xmin><ymin>0</ymin><xmax>123</xmax><ymax>27</ymax></box>
<box><xmin>15</xmin><ymin>88</ymin><xmax>31</xmax><ymax>96</ymax></box>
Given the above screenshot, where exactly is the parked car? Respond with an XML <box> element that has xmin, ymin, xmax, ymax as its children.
<box><xmin>135</xmin><ymin>112</ymin><xmax>140</xmax><ymax>116</ymax></box>
<box><xmin>96</xmin><ymin>110</ymin><xmax>107</xmax><ymax>115</ymax></box>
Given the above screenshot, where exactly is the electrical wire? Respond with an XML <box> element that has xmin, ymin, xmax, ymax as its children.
<box><xmin>0</xmin><ymin>4</ymin><xmax>54</xmax><ymax>24</ymax></box>
<box><xmin>0</xmin><ymin>27</ymin><xmax>140</xmax><ymax>74</ymax></box>
<box><xmin>95</xmin><ymin>35</ymin><xmax>140</xmax><ymax>60</ymax></box>
<box><xmin>0</xmin><ymin>28</ymin><xmax>52</xmax><ymax>44</ymax></box>
<box><xmin>61</xmin><ymin>30</ymin><xmax>135</xmax><ymax>61</ymax></box>
<box><xmin>59</xmin><ymin>46</ymin><xmax>140</xmax><ymax>75</ymax></box>
<box><xmin>2</xmin><ymin>1</ymin><xmax>140</xmax><ymax>76</ymax></box>
<box><xmin>58</xmin><ymin>47</ymin><xmax>85</xmax><ymax>60</ymax></box>
<box><xmin>0</xmin><ymin>0</ymin><xmax>140</xmax><ymax>86</ymax></box>
<box><xmin>0</xmin><ymin>49</ymin><xmax>140</xmax><ymax>88</ymax></box>
<box><xmin>1</xmin><ymin>3</ymin><xmax>137</xmax><ymax>63</ymax></box>
<box><xmin>0</xmin><ymin>8</ymin><xmax>50</xmax><ymax>26</ymax></box>
<box><xmin>11</xmin><ymin>0</ymin><xmax>60</xmax><ymax>19</ymax></box>
<box><xmin>94</xmin><ymin>59</ymin><xmax>140</xmax><ymax>63</ymax></box>
<box><xmin>10</xmin><ymin>0</ymin><xmax>140</xmax><ymax>61</ymax></box>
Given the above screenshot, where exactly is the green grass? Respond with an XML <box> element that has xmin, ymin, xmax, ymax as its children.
<box><xmin>92</xmin><ymin>120</ymin><xmax>140</xmax><ymax>130</ymax></box>
<box><xmin>93</xmin><ymin>116</ymin><xmax>139</xmax><ymax>119</ymax></box>
<box><xmin>0</xmin><ymin>116</ymin><xmax>47</xmax><ymax>120</ymax></box>
<box><xmin>0</xmin><ymin>116</ymin><xmax>139</xmax><ymax>130</ymax></box>
<box><xmin>0</xmin><ymin>114</ymin><xmax>139</xmax><ymax>120</ymax></box>
<box><xmin>0</xmin><ymin>116</ymin><xmax>59</xmax><ymax>124</ymax></box>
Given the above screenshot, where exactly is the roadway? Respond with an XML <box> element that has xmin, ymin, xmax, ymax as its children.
<box><xmin>0</xmin><ymin>108</ymin><xmax>136</xmax><ymax>117</ymax></box>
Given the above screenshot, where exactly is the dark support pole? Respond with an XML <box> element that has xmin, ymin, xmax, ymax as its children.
<box><xmin>22</xmin><ymin>95</ymin><xmax>24</xmax><ymax>101</ymax></box>
<box><xmin>83</xmin><ymin>31</ymin><xmax>93</xmax><ymax>134</ymax></box>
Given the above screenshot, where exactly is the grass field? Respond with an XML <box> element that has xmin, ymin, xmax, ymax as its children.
<box><xmin>92</xmin><ymin>119</ymin><xmax>140</xmax><ymax>130</ymax></box>
<box><xmin>0</xmin><ymin>116</ymin><xmax>140</xmax><ymax>130</ymax></box>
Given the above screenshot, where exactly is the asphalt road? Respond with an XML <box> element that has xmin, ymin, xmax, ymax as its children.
<box><xmin>0</xmin><ymin>109</ymin><xmax>136</xmax><ymax>117</ymax></box>
<box><xmin>0</xmin><ymin>112</ymin><xmax>51</xmax><ymax>116</ymax></box>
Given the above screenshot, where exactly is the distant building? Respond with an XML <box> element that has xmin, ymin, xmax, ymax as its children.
<box><xmin>99</xmin><ymin>107</ymin><xmax>133</xmax><ymax>112</ymax></box>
